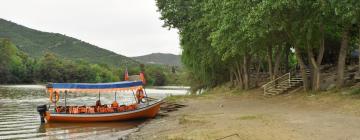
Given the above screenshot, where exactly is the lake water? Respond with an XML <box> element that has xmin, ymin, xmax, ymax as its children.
<box><xmin>0</xmin><ymin>85</ymin><xmax>189</xmax><ymax>140</ymax></box>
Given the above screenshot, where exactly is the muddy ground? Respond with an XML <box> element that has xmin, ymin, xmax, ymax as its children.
<box><xmin>127</xmin><ymin>88</ymin><xmax>360</xmax><ymax>140</ymax></box>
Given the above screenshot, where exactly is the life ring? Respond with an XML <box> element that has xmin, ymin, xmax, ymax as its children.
<box><xmin>136</xmin><ymin>88</ymin><xmax>145</xmax><ymax>103</ymax></box>
<box><xmin>49</xmin><ymin>91</ymin><xmax>60</xmax><ymax>103</ymax></box>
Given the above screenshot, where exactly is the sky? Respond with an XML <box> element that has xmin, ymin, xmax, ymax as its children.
<box><xmin>0</xmin><ymin>0</ymin><xmax>180</xmax><ymax>57</ymax></box>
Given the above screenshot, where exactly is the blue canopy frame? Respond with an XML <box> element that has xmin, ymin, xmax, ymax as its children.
<box><xmin>46</xmin><ymin>81</ymin><xmax>147</xmax><ymax>109</ymax></box>
<box><xmin>46</xmin><ymin>81</ymin><xmax>143</xmax><ymax>93</ymax></box>
<box><xmin>48</xmin><ymin>81</ymin><xmax>143</xmax><ymax>89</ymax></box>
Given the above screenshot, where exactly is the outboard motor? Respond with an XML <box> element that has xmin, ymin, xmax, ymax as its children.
<box><xmin>37</xmin><ymin>104</ymin><xmax>47</xmax><ymax>123</ymax></box>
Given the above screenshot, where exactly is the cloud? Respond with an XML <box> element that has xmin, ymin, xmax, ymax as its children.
<box><xmin>0</xmin><ymin>0</ymin><xmax>180</xmax><ymax>57</ymax></box>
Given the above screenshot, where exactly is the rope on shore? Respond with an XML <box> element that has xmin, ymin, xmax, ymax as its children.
<box><xmin>215</xmin><ymin>133</ymin><xmax>239</xmax><ymax>140</ymax></box>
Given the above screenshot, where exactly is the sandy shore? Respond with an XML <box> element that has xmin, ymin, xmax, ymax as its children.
<box><xmin>127</xmin><ymin>88</ymin><xmax>360</xmax><ymax>140</ymax></box>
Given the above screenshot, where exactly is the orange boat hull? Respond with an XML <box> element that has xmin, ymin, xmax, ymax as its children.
<box><xmin>45</xmin><ymin>101</ymin><xmax>161</xmax><ymax>123</ymax></box>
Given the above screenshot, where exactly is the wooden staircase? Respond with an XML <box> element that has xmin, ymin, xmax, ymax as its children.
<box><xmin>262</xmin><ymin>71</ymin><xmax>309</xmax><ymax>95</ymax></box>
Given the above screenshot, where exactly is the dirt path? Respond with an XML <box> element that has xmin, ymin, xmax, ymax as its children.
<box><xmin>128</xmin><ymin>89</ymin><xmax>360</xmax><ymax>140</ymax></box>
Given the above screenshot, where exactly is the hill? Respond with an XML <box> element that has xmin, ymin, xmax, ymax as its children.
<box><xmin>0</xmin><ymin>18</ymin><xmax>138</xmax><ymax>66</ymax></box>
<box><xmin>132</xmin><ymin>53</ymin><xmax>181</xmax><ymax>66</ymax></box>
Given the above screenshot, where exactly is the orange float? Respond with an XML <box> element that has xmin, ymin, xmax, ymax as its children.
<box><xmin>136</xmin><ymin>87</ymin><xmax>145</xmax><ymax>103</ymax></box>
<box><xmin>49</xmin><ymin>91</ymin><xmax>59</xmax><ymax>104</ymax></box>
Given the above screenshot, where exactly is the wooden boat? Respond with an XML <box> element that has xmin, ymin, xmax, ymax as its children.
<box><xmin>45</xmin><ymin>99</ymin><xmax>162</xmax><ymax>122</ymax></box>
<box><xmin>37</xmin><ymin>80</ymin><xmax>163</xmax><ymax>123</ymax></box>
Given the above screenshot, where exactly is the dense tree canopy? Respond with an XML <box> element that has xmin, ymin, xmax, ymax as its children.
<box><xmin>156</xmin><ymin>0</ymin><xmax>360</xmax><ymax>91</ymax></box>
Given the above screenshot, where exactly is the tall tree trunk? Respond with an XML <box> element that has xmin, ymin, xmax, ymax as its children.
<box><xmin>358</xmin><ymin>27</ymin><xmax>360</xmax><ymax>75</ymax></box>
<box><xmin>313</xmin><ymin>64</ymin><xmax>321</xmax><ymax>91</ymax></box>
<box><xmin>229</xmin><ymin>67</ymin><xmax>234</xmax><ymax>86</ymax></box>
<box><xmin>236</xmin><ymin>61</ymin><xmax>244</xmax><ymax>89</ymax></box>
<box><xmin>255</xmin><ymin>60</ymin><xmax>261</xmax><ymax>87</ymax></box>
<box><xmin>317</xmin><ymin>25</ymin><xmax>325</xmax><ymax>66</ymax></box>
<box><xmin>306</xmin><ymin>57</ymin><xmax>314</xmax><ymax>89</ymax></box>
<box><xmin>267</xmin><ymin>46</ymin><xmax>274</xmax><ymax>80</ymax></box>
<box><xmin>336</xmin><ymin>28</ymin><xmax>350</xmax><ymax>88</ymax></box>
<box><xmin>284</xmin><ymin>45</ymin><xmax>290</xmax><ymax>73</ymax></box>
<box><xmin>307</xmin><ymin>46</ymin><xmax>322</xmax><ymax>91</ymax></box>
<box><xmin>233</xmin><ymin>68</ymin><xmax>239</xmax><ymax>86</ymax></box>
<box><xmin>306</xmin><ymin>25</ymin><xmax>325</xmax><ymax>91</ymax></box>
<box><xmin>273</xmin><ymin>45</ymin><xmax>283</xmax><ymax>79</ymax></box>
<box><xmin>313</xmin><ymin>25</ymin><xmax>325</xmax><ymax>91</ymax></box>
<box><xmin>243</xmin><ymin>55</ymin><xmax>250</xmax><ymax>90</ymax></box>
<box><xmin>294</xmin><ymin>46</ymin><xmax>310</xmax><ymax>91</ymax></box>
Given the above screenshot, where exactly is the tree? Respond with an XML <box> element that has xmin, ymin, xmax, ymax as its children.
<box><xmin>0</xmin><ymin>39</ymin><xmax>26</xmax><ymax>83</ymax></box>
<box><xmin>156</xmin><ymin>0</ymin><xmax>360</xmax><ymax>92</ymax></box>
<box><xmin>331</xmin><ymin>0</ymin><xmax>360</xmax><ymax>88</ymax></box>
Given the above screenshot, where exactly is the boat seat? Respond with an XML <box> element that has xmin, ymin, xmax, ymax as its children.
<box><xmin>87</xmin><ymin>107</ymin><xmax>95</xmax><ymax>113</ymax></box>
<box><xmin>79</xmin><ymin>107</ymin><xmax>87</xmax><ymax>113</ymax></box>
<box><xmin>117</xmin><ymin>105</ymin><xmax>126</xmax><ymax>112</ymax></box>
<box><xmin>56</xmin><ymin>103</ymin><xmax>141</xmax><ymax>114</ymax></box>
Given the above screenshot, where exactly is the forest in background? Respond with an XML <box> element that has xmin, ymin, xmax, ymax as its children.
<box><xmin>0</xmin><ymin>38</ymin><xmax>187</xmax><ymax>86</ymax></box>
<box><xmin>156</xmin><ymin>0</ymin><xmax>360</xmax><ymax>92</ymax></box>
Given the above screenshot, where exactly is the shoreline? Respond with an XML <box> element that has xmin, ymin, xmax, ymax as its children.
<box><xmin>125</xmin><ymin>88</ymin><xmax>360</xmax><ymax>140</ymax></box>
<box><xmin>120</xmin><ymin>100</ymin><xmax>188</xmax><ymax>140</ymax></box>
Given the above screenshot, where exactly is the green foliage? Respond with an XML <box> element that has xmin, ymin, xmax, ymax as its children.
<box><xmin>157</xmin><ymin>0</ymin><xmax>229</xmax><ymax>89</ymax></box>
<box><xmin>0</xmin><ymin>39</ymin><xmax>28</xmax><ymax>83</ymax></box>
<box><xmin>156</xmin><ymin>0</ymin><xmax>360</xmax><ymax>90</ymax></box>
<box><xmin>0</xmin><ymin>39</ymin><xmax>186</xmax><ymax>85</ymax></box>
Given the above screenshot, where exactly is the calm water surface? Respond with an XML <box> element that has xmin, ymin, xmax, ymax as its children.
<box><xmin>0</xmin><ymin>85</ymin><xmax>188</xmax><ymax>140</ymax></box>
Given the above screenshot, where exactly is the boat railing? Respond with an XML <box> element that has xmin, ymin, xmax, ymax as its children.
<box><xmin>51</xmin><ymin>97</ymin><xmax>161</xmax><ymax>114</ymax></box>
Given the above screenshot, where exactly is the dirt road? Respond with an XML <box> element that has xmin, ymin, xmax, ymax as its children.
<box><xmin>128</xmin><ymin>89</ymin><xmax>360</xmax><ymax>140</ymax></box>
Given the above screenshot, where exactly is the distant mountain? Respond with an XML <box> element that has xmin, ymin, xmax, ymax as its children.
<box><xmin>132</xmin><ymin>53</ymin><xmax>181</xmax><ymax>66</ymax></box>
<box><xmin>0</xmin><ymin>18</ymin><xmax>138</xmax><ymax>66</ymax></box>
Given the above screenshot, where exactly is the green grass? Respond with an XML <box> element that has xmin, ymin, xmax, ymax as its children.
<box><xmin>349</xmin><ymin>88</ymin><xmax>360</xmax><ymax>95</ymax></box>
<box><xmin>238</xmin><ymin>115</ymin><xmax>258</xmax><ymax>120</ymax></box>
<box><xmin>236</xmin><ymin>115</ymin><xmax>264</xmax><ymax>120</ymax></box>
<box><xmin>178</xmin><ymin>115</ymin><xmax>207</xmax><ymax>125</ymax></box>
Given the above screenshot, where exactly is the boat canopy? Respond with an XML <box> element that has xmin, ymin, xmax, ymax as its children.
<box><xmin>46</xmin><ymin>81</ymin><xmax>143</xmax><ymax>93</ymax></box>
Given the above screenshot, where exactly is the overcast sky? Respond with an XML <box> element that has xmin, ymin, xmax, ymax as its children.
<box><xmin>0</xmin><ymin>0</ymin><xmax>180</xmax><ymax>57</ymax></box>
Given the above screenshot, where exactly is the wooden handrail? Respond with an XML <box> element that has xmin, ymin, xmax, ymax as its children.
<box><xmin>262</xmin><ymin>72</ymin><xmax>292</xmax><ymax>95</ymax></box>
<box><xmin>262</xmin><ymin>73</ymin><xmax>290</xmax><ymax>88</ymax></box>
<box><xmin>263</xmin><ymin>70</ymin><xmax>309</xmax><ymax>95</ymax></box>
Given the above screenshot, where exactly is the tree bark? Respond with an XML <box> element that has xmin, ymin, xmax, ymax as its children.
<box><xmin>307</xmin><ymin>47</ymin><xmax>321</xmax><ymax>91</ymax></box>
<box><xmin>243</xmin><ymin>54</ymin><xmax>250</xmax><ymax>90</ymax></box>
<box><xmin>336</xmin><ymin>28</ymin><xmax>350</xmax><ymax>88</ymax></box>
<box><xmin>273</xmin><ymin>45</ymin><xmax>283</xmax><ymax>79</ymax></box>
<box><xmin>294</xmin><ymin>46</ymin><xmax>310</xmax><ymax>91</ymax></box>
<box><xmin>314</xmin><ymin>25</ymin><xmax>325</xmax><ymax>91</ymax></box>
<box><xmin>254</xmin><ymin>60</ymin><xmax>261</xmax><ymax>87</ymax></box>
<box><xmin>267</xmin><ymin>46</ymin><xmax>274</xmax><ymax>80</ymax></box>
<box><xmin>229</xmin><ymin>67</ymin><xmax>234</xmax><ymax>86</ymax></box>
<box><xmin>233</xmin><ymin>68</ymin><xmax>239</xmax><ymax>86</ymax></box>
<box><xmin>284</xmin><ymin>45</ymin><xmax>290</xmax><ymax>73</ymax></box>
<box><xmin>235</xmin><ymin>61</ymin><xmax>244</xmax><ymax>89</ymax></box>
<box><xmin>317</xmin><ymin>25</ymin><xmax>325</xmax><ymax>66</ymax></box>
<box><xmin>304</xmin><ymin>25</ymin><xmax>326</xmax><ymax>91</ymax></box>
<box><xmin>358</xmin><ymin>27</ymin><xmax>360</xmax><ymax>75</ymax></box>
